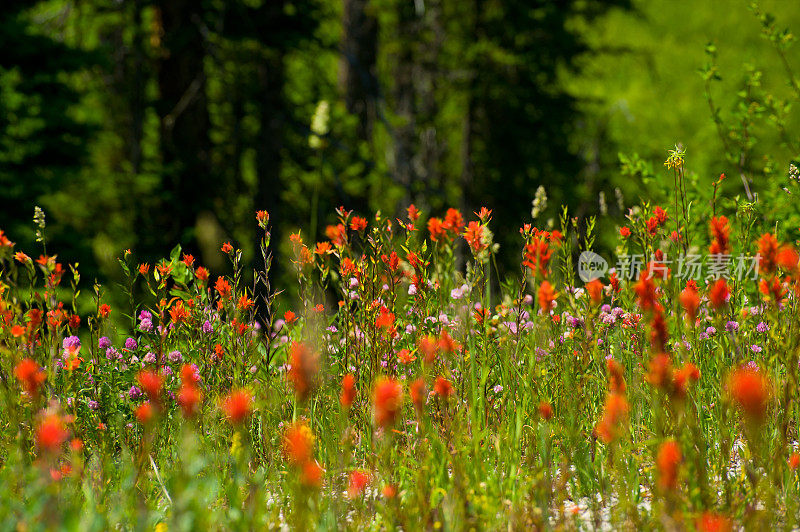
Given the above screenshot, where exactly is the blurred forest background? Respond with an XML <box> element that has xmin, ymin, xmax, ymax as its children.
<box><xmin>2</xmin><ymin>0</ymin><xmax>800</xmax><ymax>289</ymax></box>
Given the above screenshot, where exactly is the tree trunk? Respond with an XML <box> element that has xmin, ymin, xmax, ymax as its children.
<box><xmin>155</xmin><ymin>0</ymin><xmax>212</xmax><ymax>251</ymax></box>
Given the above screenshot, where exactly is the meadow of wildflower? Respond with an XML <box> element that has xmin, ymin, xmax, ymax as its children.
<box><xmin>3</xmin><ymin>156</ymin><xmax>800</xmax><ymax>531</ymax></box>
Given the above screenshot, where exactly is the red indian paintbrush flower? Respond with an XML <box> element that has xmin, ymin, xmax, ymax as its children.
<box><xmin>410</xmin><ymin>378</ymin><xmax>426</xmax><ymax>413</ymax></box>
<box><xmin>672</xmin><ymin>363</ymin><xmax>701</xmax><ymax>398</ymax></box>
<box><xmin>679</xmin><ymin>280</ymin><xmax>700</xmax><ymax>323</ymax></box>
<box><xmin>36</xmin><ymin>414</ymin><xmax>69</xmax><ymax>454</ymax></box>
<box><xmin>708</xmin><ymin>278</ymin><xmax>729</xmax><ymax>310</ymax></box>
<box><xmin>595</xmin><ymin>393</ymin><xmax>629</xmax><ymax>443</ymax></box>
<box><xmin>656</xmin><ymin>440</ymin><xmax>682</xmax><ymax>490</ymax></box>
<box><xmin>538</xmin><ymin>401</ymin><xmax>554</xmax><ymax>421</ymax></box>
<box><xmin>607</xmin><ymin>358</ymin><xmax>626</xmax><ymax>395</ymax></box>
<box><xmin>444</xmin><ymin>208</ymin><xmax>464</xmax><ymax>235</ymax></box>
<box><xmin>727</xmin><ymin>366</ymin><xmax>771</xmax><ymax>421</ymax></box>
<box><xmin>419</xmin><ymin>335</ymin><xmax>438</xmax><ymax>364</ymax></box>
<box><xmin>434</xmin><ymin>376</ymin><xmax>454</xmax><ymax>399</ymax></box>
<box><xmin>340</xmin><ymin>374</ymin><xmax>356</xmax><ymax>408</ymax></box>
<box><xmin>438</xmin><ymin>330</ymin><xmax>456</xmax><ymax>354</ymax></box>
<box><xmin>215</xmin><ymin>277</ymin><xmax>232</xmax><ymax>300</ymax></box>
<box><xmin>221</xmin><ymin>389</ymin><xmax>253</xmax><ymax>425</ymax></box>
<box><xmin>177</xmin><ymin>383</ymin><xmax>203</xmax><ymax>417</ymax></box>
<box><xmin>169</xmin><ymin>300</ymin><xmax>189</xmax><ymax>324</ymax></box>
<box><xmin>287</xmin><ymin>341</ymin><xmax>320</xmax><ymax>401</ymax></box>
<box><xmin>428</xmin><ymin>217</ymin><xmax>447</xmax><ymax>242</ymax></box>
<box><xmin>373</xmin><ymin>377</ymin><xmax>403</xmax><ymax>429</ymax></box>
<box><xmin>14</xmin><ymin>358</ymin><xmax>45</xmax><ymax>396</ymax></box>
<box><xmin>283</xmin><ymin>421</ymin><xmax>315</xmax><ymax>465</ymax></box>
<box><xmin>633</xmin><ymin>270</ymin><xmax>657</xmax><ymax>311</ymax></box>
<box><xmin>137</xmin><ymin>370</ymin><xmax>164</xmax><ymax>401</ymax></box>
<box><xmin>537</xmin><ymin>281</ymin><xmax>557</xmax><ymax>313</ymax></box>
<box><xmin>696</xmin><ymin>512</ymin><xmax>732</xmax><ymax>532</ymax></box>
<box><xmin>709</xmin><ymin>216</ymin><xmax>730</xmax><ymax>255</ymax></box>
<box><xmin>350</xmin><ymin>216</ymin><xmax>367</xmax><ymax>232</ymax></box>
<box><xmin>650</xmin><ymin>310</ymin><xmax>668</xmax><ymax>353</ymax></box>
<box><xmin>135</xmin><ymin>402</ymin><xmax>155</xmax><ymax>424</ymax></box>
<box><xmin>348</xmin><ymin>470</ymin><xmax>370</xmax><ymax>498</ymax></box>
<box><xmin>585</xmin><ymin>279</ymin><xmax>604</xmax><ymax>306</ymax></box>
<box><xmin>464</xmin><ymin>221</ymin><xmax>487</xmax><ymax>253</ymax></box>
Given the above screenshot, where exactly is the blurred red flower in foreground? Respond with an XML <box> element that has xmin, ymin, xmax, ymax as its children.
<box><xmin>36</xmin><ymin>414</ymin><xmax>69</xmax><ymax>454</ymax></box>
<box><xmin>340</xmin><ymin>374</ymin><xmax>356</xmax><ymax>408</ymax></box>
<box><xmin>14</xmin><ymin>358</ymin><xmax>45</xmax><ymax>396</ymax></box>
<box><xmin>727</xmin><ymin>367</ymin><xmax>771</xmax><ymax>421</ymax></box>
<box><xmin>222</xmin><ymin>389</ymin><xmax>253</xmax><ymax>425</ymax></box>
<box><xmin>373</xmin><ymin>377</ymin><xmax>402</xmax><ymax>429</ymax></box>
<box><xmin>656</xmin><ymin>440</ymin><xmax>682</xmax><ymax>490</ymax></box>
<box><xmin>348</xmin><ymin>470</ymin><xmax>370</xmax><ymax>498</ymax></box>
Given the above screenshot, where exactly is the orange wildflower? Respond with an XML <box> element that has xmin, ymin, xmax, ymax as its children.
<box><xmin>221</xmin><ymin>389</ymin><xmax>253</xmax><ymax>425</ymax></box>
<box><xmin>607</xmin><ymin>358</ymin><xmax>626</xmax><ymax>395</ymax></box>
<box><xmin>221</xmin><ymin>242</ymin><xmax>233</xmax><ymax>254</ymax></box>
<box><xmin>419</xmin><ymin>335</ymin><xmax>439</xmax><ymax>364</ymax></box>
<box><xmin>679</xmin><ymin>280</ymin><xmax>700</xmax><ymax>323</ymax></box>
<box><xmin>14</xmin><ymin>358</ymin><xmax>45</xmax><ymax>396</ymax></box>
<box><xmin>315</xmin><ymin>241</ymin><xmax>332</xmax><ymax>255</ymax></box>
<box><xmin>410</xmin><ymin>378</ymin><xmax>426</xmax><ymax>412</ymax></box>
<box><xmin>373</xmin><ymin>377</ymin><xmax>403</xmax><ymax>429</ymax></box>
<box><xmin>397</xmin><ymin>349</ymin><xmax>416</xmax><ymax>365</ymax></box>
<box><xmin>169</xmin><ymin>300</ymin><xmax>190</xmax><ymax>324</ymax></box>
<box><xmin>237</xmin><ymin>295</ymin><xmax>254</xmax><ymax>311</ymax></box>
<box><xmin>215</xmin><ymin>277</ymin><xmax>232</xmax><ymax>300</ymax></box>
<box><xmin>301</xmin><ymin>460</ymin><xmax>324</xmax><ymax>488</ymax></box>
<box><xmin>656</xmin><ymin>440</ymin><xmax>682</xmax><ymax>490</ymax></box>
<box><xmin>135</xmin><ymin>402</ymin><xmax>155</xmax><ymax>424</ymax></box>
<box><xmin>709</xmin><ymin>216</ymin><xmax>730</xmax><ymax>255</ymax></box>
<box><xmin>340</xmin><ymin>373</ymin><xmax>356</xmax><ymax>408</ymax></box>
<box><xmin>633</xmin><ymin>270</ymin><xmax>657</xmax><ymax>311</ymax></box>
<box><xmin>407</xmin><ymin>204</ymin><xmax>420</xmax><ymax>222</ymax></box>
<box><xmin>283</xmin><ymin>421</ymin><xmax>315</xmax><ymax>465</ymax></box>
<box><xmin>585</xmin><ymin>279</ymin><xmax>604</xmax><ymax>306</ymax></box>
<box><xmin>696</xmin><ymin>512</ymin><xmax>732</xmax><ymax>532</ymax></box>
<box><xmin>137</xmin><ymin>370</ymin><xmax>164</xmax><ymax>401</ymax></box>
<box><xmin>428</xmin><ymin>217</ymin><xmax>447</xmax><ymax>242</ymax></box>
<box><xmin>177</xmin><ymin>384</ymin><xmax>203</xmax><ymax>417</ymax></box>
<box><xmin>438</xmin><ymin>329</ymin><xmax>456</xmax><ymax>354</ymax></box>
<box><xmin>646</xmin><ymin>353</ymin><xmax>673</xmax><ymax>390</ymax></box>
<box><xmin>348</xmin><ymin>470</ymin><xmax>370</xmax><ymax>498</ymax></box>
<box><xmin>537</xmin><ymin>281</ymin><xmax>557</xmax><ymax>313</ymax></box>
<box><xmin>287</xmin><ymin>341</ymin><xmax>320</xmax><ymax>401</ymax></box>
<box><xmin>708</xmin><ymin>278</ymin><xmax>729</xmax><ymax>310</ymax></box>
<box><xmin>195</xmin><ymin>266</ymin><xmax>209</xmax><ymax>282</ymax></box>
<box><xmin>727</xmin><ymin>367</ymin><xmax>771</xmax><ymax>421</ymax></box>
<box><xmin>434</xmin><ymin>376</ymin><xmax>454</xmax><ymax>399</ymax></box>
<box><xmin>36</xmin><ymin>414</ymin><xmax>69</xmax><ymax>454</ymax></box>
<box><xmin>595</xmin><ymin>393</ymin><xmax>629</xmax><ymax>443</ymax></box>
<box><xmin>350</xmin><ymin>216</ymin><xmax>368</xmax><ymax>232</ymax></box>
<box><xmin>672</xmin><ymin>363</ymin><xmax>701</xmax><ymax>398</ymax></box>
<box><xmin>464</xmin><ymin>221</ymin><xmax>487</xmax><ymax>252</ymax></box>
<box><xmin>444</xmin><ymin>208</ymin><xmax>464</xmax><ymax>234</ymax></box>
<box><xmin>538</xmin><ymin>401</ymin><xmax>554</xmax><ymax>421</ymax></box>
<box><xmin>789</xmin><ymin>453</ymin><xmax>800</xmax><ymax>470</ymax></box>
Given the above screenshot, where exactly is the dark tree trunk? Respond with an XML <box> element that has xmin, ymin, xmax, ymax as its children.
<box><xmin>340</xmin><ymin>0</ymin><xmax>378</xmax><ymax>140</ymax></box>
<box><xmin>155</xmin><ymin>0</ymin><xmax>212</xmax><ymax>252</ymax></box>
